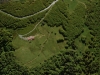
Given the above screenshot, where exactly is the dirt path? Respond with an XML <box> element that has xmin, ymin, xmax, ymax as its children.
<box><xmin>0</xmin><ymin>0</ymin><xmax>59</xmax><ymax>20</ymax></box>
<box><xmin>18</xmin><ymin>0</ymin><xmax>59</xmax><ymax>39</ymax></box>
<box><xmin>23</xmin><ymin>33</ymin><xmax>51</xmax><ymax>66</ymax></box>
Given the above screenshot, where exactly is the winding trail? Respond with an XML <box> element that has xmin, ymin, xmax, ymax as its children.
<box><xmin>0</xmin><ymin>0</ymin><xmax>58</xmax><ymax>20</ymax></box>
<box><xmin>0</xmin><ymin>0</ymin><xmax>59</xmax><ymax>40</ymax></box>
<box><xmin>23</xmin><ymin>33</ymin><xmax>51</xmax><ymax>66</ymax></box>
<box><xmin>18</xmin><ymin>0</ymin><xmax>59</xmax><ymax>39</ymax></box>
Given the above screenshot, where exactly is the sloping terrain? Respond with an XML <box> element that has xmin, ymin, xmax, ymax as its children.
<box><xmin>0</xmin><ymin>0</ymin><xmax>99</xmax><ymax>75</ymax></box>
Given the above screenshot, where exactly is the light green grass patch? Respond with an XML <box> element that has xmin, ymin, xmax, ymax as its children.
<box><xmin>12</xmin><ymin>24</ymin><xmax>66</xmax><ymax>68</ymax></box>
<box><xmin>63</xmin><ymin>0</ymin><xmax>78</xmax><ymax>14</ymax></box>
<box><xmin>75</xmin><ymin>26</ymin><xmax>93</xmax><ymax>52</ymax></box>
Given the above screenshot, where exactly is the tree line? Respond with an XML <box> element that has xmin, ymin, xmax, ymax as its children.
<box><xmin>0</xmin><ymin>0</ymin><xmax>54</xmax><ymax>17</ymax></box>
<box><xmin>31</xmin><ymin>49</ymin><xmax>99</xmax><ymax>75</ymax></box>
<box><xmin>0</xmin><ymin>0</ymin><xmax>99</xmax><ymax>75</ymax></box>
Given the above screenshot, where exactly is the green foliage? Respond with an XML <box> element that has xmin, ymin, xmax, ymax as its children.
<box><xmin>31</xmin><ymin>49</ymin><xmax>99</xmax><ymax>75</ymax></box>
<box><xmin>0</xmin><ymin>9</ymin><xmax>46</xmax><ymax>30</ymax></box>
<box><xmin>0</xmin><ymin>12</ymin><xmax>19</xmax><ymax>29</ymax></box>
<box><xmin>30</xmin><ymin>1</ymin><xmax>100</xmax><ymax>74</ymax></box>
<box><xmin>0</xmin><ymin>28</ymin><xmax>30</xmax><ymax>75</ymax></box>
<box><xmin>85</xmin><ymin>0</ymin><xmax>100</xmax><ymax>49</ymax></box>
<box><xmin>43</xmin><ymin>0</ymin><xmax>68</xmax><ymax>27</ymax></box>
<box><xmin>0</xmin><ymin>0</ymin><xmax>54</xmax><ymax>17</ymax></box>
<box><xmin>0</xmin><ymin>0</ymin><xmax>99</xmax><ymax>74</ymax></box>
<box><xmin>80</xmin><ymin>50</ymin><xmax>99</xmax><ymax>75</ymax></box>
<box><xmin>0</xmin><ymin>52</ymin><xmax>30</xmax><ymax>75</ymax></box>
<box><xmin>43</xmin><ymin>0</ymin><xmax>85</xmax><ymax>43</ymax></box>
<box><xmin>0</xmin><ymin>28</ymin><xmax>14</xmax><ymax>54</ymax></box>
<box><xmin>84</xmin><ymin>1</ymin><xmax>100</xmax><ymax>68</ymax></box>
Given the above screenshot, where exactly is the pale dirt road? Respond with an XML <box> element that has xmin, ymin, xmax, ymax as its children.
<box><xmin>0</xmin><ymin>0</ymin><xmax>59</xmax><ymax>20</ymax></box>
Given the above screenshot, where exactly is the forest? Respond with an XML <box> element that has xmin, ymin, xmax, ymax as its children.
<box><xmin>0</xmin><ymin>0</ymin><xmax>54</xmax><ymax>17</ymax></box>
<box><xmin>0</xmin><ymin>0</ymin><xmax>100</xmax><ymax>75</ymax></box>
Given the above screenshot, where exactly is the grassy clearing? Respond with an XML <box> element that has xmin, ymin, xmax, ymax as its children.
<box><xmin>74</xmin><ymin>26</ymin><xmax>93</xmax><ymax>53</ymax></box>
<box><xmin>63</xmin><ymin>0</ymin><xmax>78</xmax><ymax>14</ymax></box>
<box><xmin>12</xmin><ymin>0</ymin><xmax>84</xmax><ymax>68</ymax></box>
<box><xmin>12</xmin><ymin>24</ymin><xmax>66</xmax><ymax>68</ymax></box>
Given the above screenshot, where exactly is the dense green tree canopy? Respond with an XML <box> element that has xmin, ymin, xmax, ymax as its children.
<box><xmin>0</xmin><ymin>0</ymin><xmax>99</xmax><ymax>75</ymax></box>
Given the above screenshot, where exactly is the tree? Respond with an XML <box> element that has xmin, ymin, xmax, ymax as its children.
<box><xmin>0</xmin><ymin>52</ymin><xmax>30</xmax><ymax>75</ymax></box>
<box><xmin>0</xmin><ymin>28</ymin><xmax>14</xmax><ymax>54</ymax></box>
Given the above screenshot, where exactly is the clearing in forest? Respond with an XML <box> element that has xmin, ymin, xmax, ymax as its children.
<box><xmin>12</xmin><ymin>24</ymin><xmax>66</xmax><ymax>68</ymax></box>
<box><xmin>11</xmin><ymin>0</ymin><xmax>86</xmax><ymax>68</ymax></box>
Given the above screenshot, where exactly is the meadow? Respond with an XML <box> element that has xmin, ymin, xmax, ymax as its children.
<box><xmin>12</xmin><ymin>24</ymin><xmax>66</xmax><ymax>68</ymax></box>
<box><xmin>0</xmin><ymin>0</ymin><xmax>95</xmax><ymax>69</ymax></box>
<box><xmin>11</xmin><ymin>0</ymin><xmax>87</xmax><ymax>68</ymax></box>
<box><xmin>0</xmin><ymin>0</ymin><xmax>99</xmax><ymax>74</ymax></box>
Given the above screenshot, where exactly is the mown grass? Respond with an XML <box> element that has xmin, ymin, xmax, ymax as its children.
<box><xmin>63</xmin><ymin>0</ymin><xmax>78</xmax><ymax>14</ymax></box>
<box><xmin>12</xmin><ymin>24</ymin><xmax>66</xmax><ymax>68</ymax></box>
<box><xmin>12</xmin><ymin>0</ymin><xmax>80</xmax><ymax>68</ymax></box>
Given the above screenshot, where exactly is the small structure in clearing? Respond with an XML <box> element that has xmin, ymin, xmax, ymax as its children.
<box><xmin>22</xmin><ymin>36</ymin><xmax>35</xmax><ymax>41</ymax></box>
<box><xmin>19</xmin><ymin>34</ymin><xmax>38</xmax><ymax>41</ymax></box>
<box><xmin>26</xmin><ymin>36</ymin><xmax>35</xmax><ymax>41</ymax></box>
